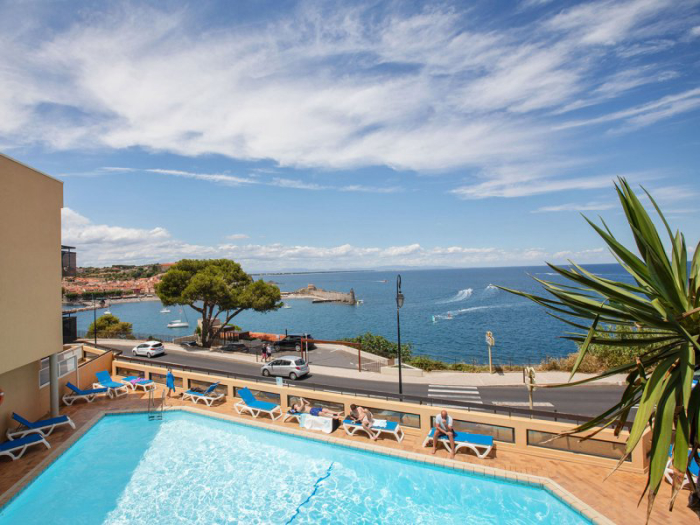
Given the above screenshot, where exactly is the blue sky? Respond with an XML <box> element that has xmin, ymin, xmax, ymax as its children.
<box><xmin>1</xmin><ymin>0</ymin><xmax>699</xmax><ymax>270</ymax></box>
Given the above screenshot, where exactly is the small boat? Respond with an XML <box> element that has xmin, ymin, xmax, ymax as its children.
<box><xmin>431</xmin><ymin>315</ymin><xmax>436</xmax><ymax>323</ymax></box>
<box><xmin>282</xmin><ymin>304</ymin><xmax>291</xmax><ymax>309</ymax></box>
<box><xmin>160</xmin><ymin>308</ymin><xmax>171</xmax><ymax>314</ymax></box>
<box><xmin>167</xmin><ymin>307</ymin><xmax>189</xmax><ymax>328</ymax></box>
<box><xmin>356</xmin><ymin>299</ymin><xmax>364</xmax><ymax>305</ymax></box>
<box><xmin>446</xmin><ymin>313</ymin><xmax>453</xmax><ymax>320</ymax></box>
<box><xmin>104</xmin><ymin>310</ymin><xmax>112</xmax><ymax>315</ymax></box>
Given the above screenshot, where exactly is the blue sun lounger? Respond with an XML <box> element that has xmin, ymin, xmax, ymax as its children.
<box><xmin>0</xmin><ymin>434</ymin><xmax>50</xmax><ymax>461</ymax></box>
<box><xmin>422</xmin><ymin>428</ymin><xmax>494</xmax><ymax>459</ymax></box>
<box><xmin>93</xmin><ymin>371</ymin><xmax>129</xmax><ymax>398</ymax></box>
<box><xmin>62</xmin><ymin>382</ymin><xmax>108</xmax><ymax>405</ymax></box>
<box><xmin>7</xmin><ymin>412</ymin><xmax>76</xmax><ymax>440</ymax></box>
<box><xmin>343</xmin><ymin>419</ymin><xmax>405</xmax><ymax>442</ymax></box>
<box><xmin>182</xmin><ymin>382</ymin><xmax>225</xmax><ymax>407</ymax></box>
<box><xmin>234</xmin><ymin>387</ymin><xmax>281</xmax><ymax>420</ymax></box>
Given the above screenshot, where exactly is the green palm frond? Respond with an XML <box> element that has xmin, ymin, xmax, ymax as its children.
<box><xmin>498</xmin><ymin>177</ymin><xmax>700</xmax><ymax>521</ymax></box>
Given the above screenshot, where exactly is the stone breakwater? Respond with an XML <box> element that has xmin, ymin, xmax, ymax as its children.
<box><xmin>281</xmin><ymin>284</ymin><xmax>357</xmax><ymax>304</ymax></box>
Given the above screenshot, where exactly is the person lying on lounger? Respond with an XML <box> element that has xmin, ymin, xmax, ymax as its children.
<box><xmin>290</xmin><ymin>398</ymin><xmax>343</xmax><ymax>420</ymax></box>
<box><xmin>432</xmin><ymin>409</ymin><xmax>456</xmax><ymax>459</ymax></box>
<box><xmin>349</xmin><ymin>404</ymin><xmax>378</xmax><ymax>440</ymax></box>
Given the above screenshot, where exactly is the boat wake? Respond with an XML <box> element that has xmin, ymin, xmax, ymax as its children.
<box><xmin>433</xmin><ymin>303</ymin><xmax>525</xmax><ymax>321</ymax></box>
<box><xmin>438</xmin><ymin>288</ymin><xmax>473</xmax><ymax>304</ymax></box>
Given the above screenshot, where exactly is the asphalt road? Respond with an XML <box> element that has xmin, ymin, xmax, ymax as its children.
<box><xmin>116</xmin><ymin>346</ymin><xmax>626</xmax><ymax>418</ymax></box>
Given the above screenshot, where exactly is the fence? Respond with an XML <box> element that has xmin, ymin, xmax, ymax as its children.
<box><xmin>104</xmin><ymin>351</ymin><xmax>649</xmax><ymax>474</ymax></box>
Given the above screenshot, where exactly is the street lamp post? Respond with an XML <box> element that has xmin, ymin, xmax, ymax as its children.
<box><xmin>396</xmin><ymin>275</ymin><xmax>405</xmax><ymax>396</ymax></box>
<box><xmin>92</xmin><ymin>292</ymin><xmax>97</xmax><ymax>347</ymax></box>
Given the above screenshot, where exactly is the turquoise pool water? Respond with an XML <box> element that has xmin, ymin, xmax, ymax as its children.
<box><xmin>0</xmin><ymin>412</ymin><xmax>591</xmax><ymax>524</ymax></box>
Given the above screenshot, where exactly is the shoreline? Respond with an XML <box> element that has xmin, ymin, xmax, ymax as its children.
<box><xmin>63</xmin><ymin>295</ymin><xmax>161</xmax><ymax>313</ymax></box>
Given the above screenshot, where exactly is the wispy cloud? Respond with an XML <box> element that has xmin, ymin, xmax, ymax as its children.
<box><xmin>557</xmin><ymin>88</ymin><xmax>700</xmax><ymax>132</ymax></box>
<box><xmin>451</xmin><ymin>174</ymin><xmax>617</xmax><ymax>199</ymax></box>
<box><xmin>225</xmin><ymin>233</ymin><xmax>249</xmax><ymax>240</ymax></box>
<box><xmin>532</xmin><ymin>202</ymin><xmax>616</xmax><ymax>213</ymax></box>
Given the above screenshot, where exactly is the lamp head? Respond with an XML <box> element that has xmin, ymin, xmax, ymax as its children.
<box><xmin>396</xmin><ymin>292</ymin><xmax>404</xmax><ymax>309</ymax></box>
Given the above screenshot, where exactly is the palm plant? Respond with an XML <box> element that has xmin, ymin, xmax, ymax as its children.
<box><xmin>499</xmin><ymin>178</ymin><xmax>699</xmax><ymax>520</ymax></box>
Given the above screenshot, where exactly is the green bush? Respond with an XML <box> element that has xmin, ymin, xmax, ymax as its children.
<box><xmin>342</xmin><ymin>332</ymin><xmax>412</xmax><ymax>359</ymax></box>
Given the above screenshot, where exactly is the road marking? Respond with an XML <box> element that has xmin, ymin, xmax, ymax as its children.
<box><xmin>428</xmin><ymin>387</ymin><xmax>479</xmax><ymax>394</ymax></box>
<box><xmin>489</xmin><ymin>401</ymin><xmax>555</xmax><ymax>408</ymax></box>
<box><xmin>427</xmin><ymin>385</ymin><xmax>482</xmax><ymax>404</ymax></box>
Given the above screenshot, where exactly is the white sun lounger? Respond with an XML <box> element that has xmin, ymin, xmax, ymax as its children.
<box><xmin>664</xmin><ymin>448</ymin><xmax>699</xmax><ymax>489</ymax></box>
<box><xmin>422</xmin><ymin>428</ymin><xmax>494</xmax><ymax>459</ymax></box>
<box><xmin>62</xmin><ymin>382</ymin><xmax>108</xmax><ymax>405</ymax></box>
<box><xmin>0</xmin><ymin>434</ymin><xmax>51</xmax><ymax>461</ymax></box>
<box><xmin>7</xmin><ymin>413</ymin><xmax>76</xmax><ymax>440</ymax></box>
<box><xmin>234</xmin><ymin>387</ymin><xmax>282</xmax><ymax>420</ymax></box>
<box><xmin>343</xmin><ymin>419</ymin><xmax>405</xmax><ymax>442</ymax></box>
<box><xmin>93</xmin><ymin>371</ymin><xmax>129</xmax><ymax>398</ymax></box>
<box><xmin>182</xmin><ymin>382</ymin><xmax>226</xmax><ymax>407</ymax></box>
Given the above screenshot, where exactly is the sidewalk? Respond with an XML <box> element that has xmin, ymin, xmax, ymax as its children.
<box><xmin>95</xmin><ymin>339</ymin><xmax>627</xmax><ymax>386</ymax></box>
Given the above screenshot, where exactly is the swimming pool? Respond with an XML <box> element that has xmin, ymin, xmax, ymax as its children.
<box><xmin>0</xmin><ymin>411</ymin><xmax>591</xmax><ymax>524</ymax></box>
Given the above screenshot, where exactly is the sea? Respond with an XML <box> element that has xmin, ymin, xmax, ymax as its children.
<box><xmin>66</xmin><ymin>264</ymin><xmax>633</xmax><ymax>366</ymax></box>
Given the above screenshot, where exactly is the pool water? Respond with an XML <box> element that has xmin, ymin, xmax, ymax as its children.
<box><xmin>0</xmin><ymin>412</ymin><xmax>590</xmax><ymax>524</ymax></box>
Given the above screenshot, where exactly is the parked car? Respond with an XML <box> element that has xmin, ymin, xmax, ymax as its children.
<box><xmin>220</xmin><ymin>342</ymin><xmax>248</xmax><ymax>353</ymax></box>
<box><xmin>261</xmin><ymin>355</ymin><xmax>310</xmax><ymax>380</ymax></box>
<box><xmin>273</xmin><ymin>335</ymin><xmax>316</xmax><ymax>351</ymax></box>
<box><xmin>132</xmin><ymin>341</ymin><xmax>165</xmax><ymax>358</ymax></box>
<box><xmin>180</xmin><ymin>341</ymin><xmax>198</xmax><ymax>349</ymax></box>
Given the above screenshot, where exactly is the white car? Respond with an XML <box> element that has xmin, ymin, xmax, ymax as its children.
<box><xmin>132</xmin><ymin>341</ymin><xmax>166</xmax><ymax>358</ymax></box>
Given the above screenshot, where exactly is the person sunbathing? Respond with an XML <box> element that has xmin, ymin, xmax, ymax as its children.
<box><xmin>349</xmin><ymin>404</ymin><xmax>378</xmax><ymax>440</ymax></box>
<box><xmin>291</xmin><ymin>398</ymin><xmax>343</xmax><ymax>420</ymax></box>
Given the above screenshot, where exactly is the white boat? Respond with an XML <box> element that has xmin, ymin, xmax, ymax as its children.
<box><xmin>282</xmin><ymin>304</ymin><xmax>291</xmax><ymax>309</ymax></box>
<box><xmin>160</xmin><ymin>308</ymin><xmax>171</xmax><ymax>314</ymax></box>
<box><xmin>104</xmin><ymin>310</ymin><xmax>112</xmax><ymax>315</ymax></box>
<box><xmin>167</xmin><ymin>307</ymin><xmax>189</xmax><ymax>328</ymax></box>
<box><xmin>355</xmin><ymin>299</ymin><xmax>364</xmax><ymax>305</ymax></box>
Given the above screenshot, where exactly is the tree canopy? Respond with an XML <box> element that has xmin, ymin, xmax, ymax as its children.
<box><xmin>87</xmin><ymin>314</ymin><xmax>133</xmax><ymax>338</ymax></box>
<box><xmin>500</xmin><ymin>178</ymin><xmax>700</xmax><ymax>520</ymax></box>
<box><xmin>156</xmin><ymin>259</ymin><xmax>281</xmax><ymax>347</ymax></box>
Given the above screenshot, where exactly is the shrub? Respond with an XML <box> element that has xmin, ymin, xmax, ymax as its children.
<box><xmin>342</xmin><ymin>332</ymin><xmax>412</xmax><ymax>359</ymax></box>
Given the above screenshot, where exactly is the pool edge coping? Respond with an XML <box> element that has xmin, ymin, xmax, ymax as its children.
<box><xmin>0</xmin><ymin>407</ymin><xmax>615</xmax><ymax>524</ymax></box>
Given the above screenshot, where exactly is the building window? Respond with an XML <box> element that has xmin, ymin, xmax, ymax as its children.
<box><xmin>39</xmin><ymin>347</ymin><xmax>80</xmax><ymax>387</ymax></box>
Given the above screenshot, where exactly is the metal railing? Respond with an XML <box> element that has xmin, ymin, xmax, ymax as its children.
<box><xmin>112</xmin><ymin>352</ymin><xmax>631</xmax><ymax>430</ymax></box>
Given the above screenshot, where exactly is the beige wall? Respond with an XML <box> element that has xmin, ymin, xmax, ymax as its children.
<box><xmin>0</xmin><ymin>362</ymin><xmax>43</xmax><ymax>439</ymax></box>
<box><xmin>0</xmin><ymin>153</ymin><xmax>63</xmax><ymax>374</ymax></box>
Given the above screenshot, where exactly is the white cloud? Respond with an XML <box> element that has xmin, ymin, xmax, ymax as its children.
<box><xmin>63</xmin><ymin>208</ymin><xmax>612</xmax><ymax>269</ymax></box>
<box><xmin>0</xmin><ymin>2</ymin><xmax>696</xmax><ymax>200</ymax></box>
<box><xmin>225</xmin><ymin>234</ymin><xmax>249</xmax><ymax>240</ymax></box>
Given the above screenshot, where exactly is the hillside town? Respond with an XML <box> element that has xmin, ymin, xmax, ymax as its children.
<box><xmin>62</xmin><ymin>263</ymin><xmax>175</xmax><ymax>300</ymax></box>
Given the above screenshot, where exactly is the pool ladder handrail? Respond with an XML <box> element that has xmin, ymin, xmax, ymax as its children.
<box><xmin>147</xmin><ymin>388</ymin><xmax>166</xmax><ymax>421</ymax></box>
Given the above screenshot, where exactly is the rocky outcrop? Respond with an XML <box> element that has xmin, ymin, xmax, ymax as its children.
<box><xmin>281</xmin><ymin>284</ymin><xmax>357</xmax><ymax>304</ymax></box>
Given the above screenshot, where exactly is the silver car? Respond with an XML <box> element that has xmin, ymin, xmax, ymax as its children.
<box><xmin>132</xmin><ymin>341</ymin><xmax>165</xmax><ymax>358</ymax></box>
<box><xmin>261</xmin><ymin>355</ymin><xmax>309</xmax><ymax>380</ymax></box>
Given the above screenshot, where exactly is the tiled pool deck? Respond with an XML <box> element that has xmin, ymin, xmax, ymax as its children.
<box><xmin>0</xmin><ymin>384</ymin><xmax>695</xmax><ymax>525</ymax></box>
